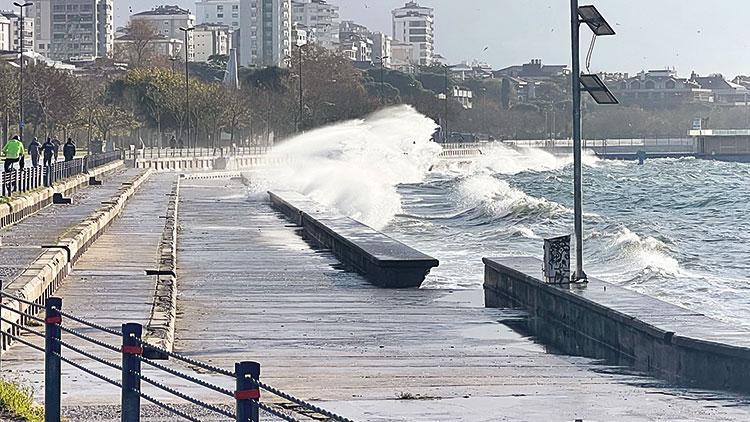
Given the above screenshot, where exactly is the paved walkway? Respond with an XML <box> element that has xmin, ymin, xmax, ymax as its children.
<box><xmin>0</xmin><ymin>168</ymin><xmax>141</xmax><ymax>291</ymax></box>
<box><xmin>170</xmin><ymin>178</ymin><xmax>750</xmax><ymax>422</ymax></box>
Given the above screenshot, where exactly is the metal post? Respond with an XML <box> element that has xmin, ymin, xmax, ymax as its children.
<box><xmin>121</xmin><ymin>323</ymin><xmax>143</xmax><ymax>422</ymax></box>
<box><xmin>443</xmin><ymin>66</ymin><xmax>449</xmax><ymax>140</ymax></box>
<box><xmin>235</xmin><ymin>361</ymin><xmax>260</xmax><ymax>422</ymax></box>
<box><xmin>298</xmin><ymin>46</ymin><xmax>303</xmax><ymax>132</ymax></box>
<box><xmin>570</xmin><ymin>0</ymin><xmax>586</xmax><ymax>282</ymax></box>
<box><xmin>45</xmin><ymin>297</ymin><xmax>62</xmax><ymax>422</ymax></box>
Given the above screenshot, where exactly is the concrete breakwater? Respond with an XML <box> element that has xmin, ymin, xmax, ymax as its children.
<box><xmin>269</xmin><ymin>191</ymin><xmax>438</xmax><ymax>288</ymax></box>
<box><xmin>1</xmin><ymin>170</ymin><xmax>153</xmax><ymax>351</ymax></box>
<box><xmin>483</xmin><ymin>256</ymin><xmax>750</xmax><ymax>393</ymax></box>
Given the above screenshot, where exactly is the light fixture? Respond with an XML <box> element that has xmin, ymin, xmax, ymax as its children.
<box><xmin>580</xmin><ymin>73</ymin><xmax>618</xmax><ymax>104</ymax></box>
<box><xmin>578</xmin><ymin>5</ymin><xmax>615</xmax><ymax>36</ymax></box>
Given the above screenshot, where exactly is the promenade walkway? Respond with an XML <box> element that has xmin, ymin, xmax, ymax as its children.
<box><xmin>0</xmin><ymin>168</ymin><xmax>140</xmax><ymax>291</ymax></box>
<box><xmin>171</xmin><ymin>177</ymin><xmax>750</xmax><ymax>421</ymax></box>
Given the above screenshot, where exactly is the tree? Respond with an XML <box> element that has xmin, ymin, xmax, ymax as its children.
<box><xmin>90</xmin><ymin>104</ymin><xmax>139</xmax><ymax>140</ymax></box>
<box><xmin>115</xmin><ymin>20</ymin><xmax>162</xmax><ymax>68</ymax></box>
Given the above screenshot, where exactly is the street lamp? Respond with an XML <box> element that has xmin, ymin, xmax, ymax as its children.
<box><xmin>376</xmin><ymin>55</ymin><xmax>389</xmax><ymax>102</ymax></box>
<box><xmin>179</xmin><ymin>26</ymin><xmax>194</xmax><ymax>154</ymax></box>
<box><xmin>14</xmin><ymin>1</ymin><xmax>32</xmax><ymax>143</ymax></box>
<box><xmin>570</xmin><ymin>2</ymin><xmax>617</xmax><ymax>281</ymax></box>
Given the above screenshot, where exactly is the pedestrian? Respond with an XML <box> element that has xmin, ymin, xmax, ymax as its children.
<box><xmin>42</xmin><ymin>138</ymin><xmax>55</xmax><ymax>167</ymax></box>
<box><xmin>52</xmin><ymin>137</ymin><xmax>61</xmax><ymax>162</ymax></box>
<box><xmin>63</xmin><ymin>138</ymin><xmax>76</xmax><ymax>162</ymax></box>
<box><xmin>169</xmin><ymin>135</ymin><xmax>177</xmax><ymax>149</ymax></box>
<box><xmin>28</xmin><ymin>137</ymin><xmax>41</xmax><ymax>167</ymax></box>
<box><xmin>3</xmin><ymin>135</ymin><xmax>25</xmax><ymax>172</ymax></box>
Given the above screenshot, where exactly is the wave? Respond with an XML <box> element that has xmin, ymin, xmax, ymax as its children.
<box><xmin>590</xmin><ymin>226</ymin><xmax>681</xmax><ymax>282</ymax></box>
<box><xmin>253</xmin><ymin>105</ymin><xmax>441</xmax><ymax>229</ymax></box>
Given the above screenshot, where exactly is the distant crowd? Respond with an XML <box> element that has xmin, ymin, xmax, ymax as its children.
<box><xmin>2</xmin><ymin>136</ymin><xmax>77</xmax><ymax>172</ymax></box>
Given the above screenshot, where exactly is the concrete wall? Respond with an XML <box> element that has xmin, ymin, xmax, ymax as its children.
<box><xmin>131</xmin><ymin>155</ymin><xmax>288</xmax><ymax>172</ymax></box>
<box><xmin>483</xmin><ymin>257</ymin><xmax>750</xmax><ymax>393</ymax></box>
<box><xmin>0</xmin><ymin>160</ymin><xmax>123</xmax><ymax>230</ymax></box>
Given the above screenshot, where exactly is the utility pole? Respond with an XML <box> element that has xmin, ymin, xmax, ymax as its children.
<box><xmin>14</xmin><ymin>2</ymin><xmax>32</xmax><ymax>143</ymax></box>
<box><xmin>298</xmin><ymin>45</ymin><xmax>303</xmax><ymax>132</ymax></box>
<box><xmin>179</xmin><ymin>27</ymin><xmax>194</xmax><ymax>154</ymax></box>
<box><xmin>570</xmin><ymin>0</ymin><xmax>585</xmax><ymax>281</ymax></box>
<box><xmin>444</xmin><ymin>65</ymin><xmax>450</xmax><ymax>141</ymax></box>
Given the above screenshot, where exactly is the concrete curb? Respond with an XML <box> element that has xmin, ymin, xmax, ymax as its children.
<box><xmin>179</xmin><ymin>171</ymin><xmax>243</xmax><ymax>180</ymax></box>
<box><xmin>143</xmin><ymin>178</ymin><xmax>180</xmax><ymax>356</ymax></box>
<box><xmin>0</xmin><ymin>160</ymin><xmax>124</xmax><ymax>230</ymax></box>
<box><xmin>1</xmin><ymin>169</ymin><xmax>153</xmax><ymax>353</ymax></box>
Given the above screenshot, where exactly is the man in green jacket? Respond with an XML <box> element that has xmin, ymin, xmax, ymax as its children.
<box><xmin>3</xmin><ymin>135</ymin><xmax>25</xmax><ymax>172</ymax></box>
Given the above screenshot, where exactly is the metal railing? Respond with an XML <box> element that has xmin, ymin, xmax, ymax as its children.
<box><xmin>126</xmin><ymin>146</ymin><xmax>270</xmax><ymax>160</ymax></box>
<box><xmin>504</xmin><ymin>138</ymin><xmax>696</xmax><ymax>152</ymax></box>
<box><xmin>1</xmin><ymin>151</ymin><xmax>122</xmax><ymax>197</ymax></box>
<box><xmin>0</xmin><ymin>291</ymin><xmax>354</xmax><ymax>422</ymax></box>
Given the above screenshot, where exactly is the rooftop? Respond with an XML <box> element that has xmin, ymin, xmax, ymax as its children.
<box><xmin>132</xmin><ymin>5</ymin><xmax>192</xmax><ymax>17</ymax></box>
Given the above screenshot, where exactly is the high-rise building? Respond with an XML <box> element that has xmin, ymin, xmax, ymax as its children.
<box><xmin>131</xmin><ymin>6</ymin><xmax>196</xmax><ymax>61</ymax></box>
<box><xmin>238</xmin><ymin>0</ymin><xmax>291</xmax><ymax>68</ymax></box>
<box><xmin>392</xmin><ymin>1</ymin><xmax>433</xmax><ymax>66</ymax></box>
<box><xmin>291</xmin><ymin>0</ymin><xmax>338</xmax><ymax>51</ymax></box>
<box><xmin>1</xmin><ymin>11</ymin><xmax>34</xmax><ymax>53</ymax></box>
<box><xmin>193</xmin><ymin>23</ymin><xmax>231</xmax><ymax>62</ymax></box>
<box><xmin>371</xmin><ymin>32</ymin><xmax>391</xmax><ymax>68</ymax></box>
<box><xmin>195</xmin><ymin>0</ymin><xmax>241</xmax><ymax>31</ymax></box>
<box><xmin>0</xmin><ymin>15</ymin><xmax>10</xmax><ymax>51</ymax></box>
<box><xmin>36</xmin><ymin>0</ymin><xmax>113</xmax><ymax>61</ymax></box>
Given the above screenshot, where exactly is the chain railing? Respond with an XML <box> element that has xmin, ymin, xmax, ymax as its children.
<box><xmin>0</xmin><ymin>291</ymin><xmax>354</xmax><ymax>422</ymax></box>
<box><xmin>1</xmin><ymin>151</ymin><xmax>122</xmax><ymax>197</ymax></box>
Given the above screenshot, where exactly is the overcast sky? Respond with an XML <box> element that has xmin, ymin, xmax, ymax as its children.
<box><xmin>3</xmin><ymin>0</ymin><xmax>748</xmax><ymax>77</ymax></box>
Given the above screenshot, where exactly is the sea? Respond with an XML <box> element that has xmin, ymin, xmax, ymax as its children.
<box><xmin>251</xmin><ymin>105</ymin><xmax>750</xmax><ymax>328</ymax></box>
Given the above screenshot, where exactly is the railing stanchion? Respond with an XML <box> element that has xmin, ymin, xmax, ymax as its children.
<box><xmin>121</xmin><ymin>323</ymin><xmax>143</xmax><ymax>422</ymax></box>
<box><xmin>45</xmin><ymin>297</ymin><xmax>63</xmax><ymax>422</ymax></box>
<box><xmin>235</xmin><ymin>361</ymin><xmax>261</xmax><ymax>422</ymax></box>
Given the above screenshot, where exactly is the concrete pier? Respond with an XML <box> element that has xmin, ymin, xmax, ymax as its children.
<box><xmin>484</xmin><ymin>256</ymin><xmax>750</xmax><ymax>393</ymax></box>
<box><xmin>269</xmin><ymin>190</ymin><xmax>439</xmax><ymax>288</ymax></box>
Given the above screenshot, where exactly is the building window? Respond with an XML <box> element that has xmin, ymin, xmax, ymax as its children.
<box><xmin>620</xmin><ymin>81</ymin><xmax>627</xmax><ymax>90</ymax></box>
<box><xmin>666</xmin><ymin>80</ymin><xmax>676</xmax><ymax>89</ymax></box>
<box><xmin>631</xmin><ymin>81</ymin><xmax>641</xmax><ymax>90</ymax></box>
<box><xmin>645</xmin><ymin>80</ymin><xmax>655</xmax><ymax>89</ymax></box>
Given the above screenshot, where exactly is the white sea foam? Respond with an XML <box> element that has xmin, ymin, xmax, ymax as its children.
<box><xmin>253</xmin><ymin>105</ymin><xmax>441</xmax><ymax>229</ymax></box>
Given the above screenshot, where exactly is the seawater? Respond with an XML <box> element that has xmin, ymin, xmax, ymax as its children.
<box><xmin>253</xmin><ymin>105</ymin><xmax>750</xmax><ymax>328</ymax></box>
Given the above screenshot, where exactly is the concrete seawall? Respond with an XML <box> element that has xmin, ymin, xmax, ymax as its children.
<box><xmin>0</xmin><ymin>160</ymin><xmax>123</xmax><ymax>230</ymax></box>
<box><xmin>1</xmin><ymin>170</ymin><xmax>152</xmax><ymax>351</ymax></box>
<box><xmin>269</xmin><ymin>191</ymin><xmax>438</xmax><ymax>288</ymax></box>
<box><xmin>483</xmin><ymin>256</ymin><xmax>750</xmax><ymax>393</ymax></box>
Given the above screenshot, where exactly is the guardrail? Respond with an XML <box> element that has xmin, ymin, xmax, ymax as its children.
<box><xmin>0</xmin><ymin>291</ymin><xmax>354</xmax><ymax>422</ymax></box>
<box><xmin>126</xmin><ymin>146</ymin><xmax>269</xmax><ymax>160</ymax></box>
<box><xmin>1</xmin><ymin>151</ymin><xmax>122</xmax><ymax>197</ymax></box>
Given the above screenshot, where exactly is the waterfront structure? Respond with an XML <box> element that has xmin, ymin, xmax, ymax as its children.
<box><xmin>131</xmin><ymin>5</ymin><xmax>196</xmax><ymax>61</ymax></box>
<box><xmin>495</xmin><ymin>59</ymin><xmax>568</xmax><ymax>80</ymax></box>
<box><xmin>238</xmin><ymin>0</ymin><xmax>292</xmax><ymax>68</ymax></box>
<box><xmin>195</xmin><ymin>0</ymin><xmax>241</xmax><ymax>31</ymax></box>
<box><xmin>34</xmin><ymin>0</ymin><xmax>114</xmax><ymax>61</ymax></box>
<box><xmin>392</xmin><ymin>1</ymin><xmax>433</xmax><ymax>66</ymax></box>
<box><xmin>605</xmin><ymin>69</ymin><xmax>713</xmax><ymax>108</ymax></box>
<box><xmin>370</xmin><ymin>32</ymin><xmax>391</xmax><ymax>67</ymax></box>
<box><xmin>0</xmin><ymin>11</ymin><xmax>34</xmax><ymax>53</ymax></box>
<box><xmin>193</xmin><ymin>23</ymin><xmax>231</xmax><ymax>62</ymax></box>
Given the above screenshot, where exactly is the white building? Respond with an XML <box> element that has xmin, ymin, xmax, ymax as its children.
<box><xmin>291</xmin><ymin>0</ymin><xmax>338</xmax><ymax>51</ymax></box>
<box><xmin>390</xmin><ymin>39</ymin><xmax>415</xmax><ymax>73</ymax></box>
<box><xmin>114</xmin><ymin>33</ymin><xmax>183</xmax><ymax>60</ymax></box>
<box><xmin>34</xmin><ymin>0</ymin><xmax>114</xmax><ymax>61</ymax></box>
<box><xmin>193</xmin><ymin>23</ymin><xmax>231</xmax><ymax>62</ymax></box>
<box><xmin>292</xmin><ymin>22</ymin><xmax>307</xmax><ymax>47</ymax></box>
<box><xmin>0</xmin><ymin>11</ymin><xmax>34</xmax><ymax>54</ymax></box>
<box><xmin>392</xmin><ymin>1</ymin><xmax>433</xmax><ymax>66</ymax></box>
<box><xmin>238</xmin><ymin>0</ymin><xmax>291</xmax><ymax>68</ymax></box>
<box><xmin>131</xmin><ymin>5</ymin><xmax>196</xmax><ymax>61</ymax></box>
<box><xmin>28</xmin><ymin>0</ymin><xmax>51</xmax><ymax>56</ymax></box>
<box><xmin>371</xmin><ymin>32</ymin><xmax>391</xmax><ymax>67</ymax></box>
<box><xmin>195</xmin><ymin>0</ymin><xmax>241</xmax><ymax>31</ymax></box>
<box><xmin>0</xmin><ymin>15</ymin><xmax>11</xmax><ymax>51</ymax></box>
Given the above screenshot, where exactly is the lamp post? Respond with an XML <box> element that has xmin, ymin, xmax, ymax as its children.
<box><xmin>376</xmin><ymin>55</ymin><xmax>389</xmax><ymax>102</ymax></box>
<box><xmin>297</xmin><ymin>44</ymin><xmax>304</xmax><ymax>132</ymax></box>
<box><xmin>14</xmin><ymin>2</ymin><xmax>32</xmax><ymax>143</ymax></box>
<box><xmin>570</xmin><ymin>2</ymin><xmax>617</xmax><ymax>281</ymax></box>
<box><xmin>179</xmin><ymin>26</ymin><xmax>194</xmax><ymax>154</ymax></box>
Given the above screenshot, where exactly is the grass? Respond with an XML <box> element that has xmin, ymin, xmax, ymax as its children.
<box><xmin>0</xmin><ymin>379</ymin><xmax>44</xmax><ymax>422</ymax></box>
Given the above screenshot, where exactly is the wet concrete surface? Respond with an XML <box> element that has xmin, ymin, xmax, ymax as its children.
<box><xmin>169</xmin><ymin>178</ymin><xmax>750</xmax><ymax>421</ymax></box>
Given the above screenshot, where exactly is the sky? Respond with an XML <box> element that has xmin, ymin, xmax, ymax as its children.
<box><xmin>2</xmin><ymin>0</ymin><xmax>749</xmax><ymax>77</ymax></box>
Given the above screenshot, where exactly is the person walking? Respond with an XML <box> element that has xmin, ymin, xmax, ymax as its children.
<box><xmin>28</xmin><ymin>137</ymin><xmax>41</xmax><ymax>167</ymax></box>
<box><xmin>63</xmin><ymin>138</ymin><xmax>76</xmax><ymax>162</ymax></box>
<box><xmin>42</xmin><ymin>138</ymin><xmax>55</xmax><ymax>167</ymax></box>
<box><xmin>51</xmin><ymin>138</ymin><xmax>61</xmax><ymax>162</ymax></box>
<box><xmin>3</xmin><ymin>135</ymin><xmax>25</xmax><ymax>172</ymax></box>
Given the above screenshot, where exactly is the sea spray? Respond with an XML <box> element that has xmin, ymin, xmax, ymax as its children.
<box><xmin>255</xmin><ymin>105</ymin><xmax>441</xmax><ymax>229</ymax></box>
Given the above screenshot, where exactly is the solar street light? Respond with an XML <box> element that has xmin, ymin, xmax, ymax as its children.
<box><xmin>580</xmin><ymin>73</ymin><xmax>619</xmax><ymax>105</ymax></box>
<box><xmin>578</xmin><ymin>5</ymin><xmax>616</xmax><ymax>36</ymax></box>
